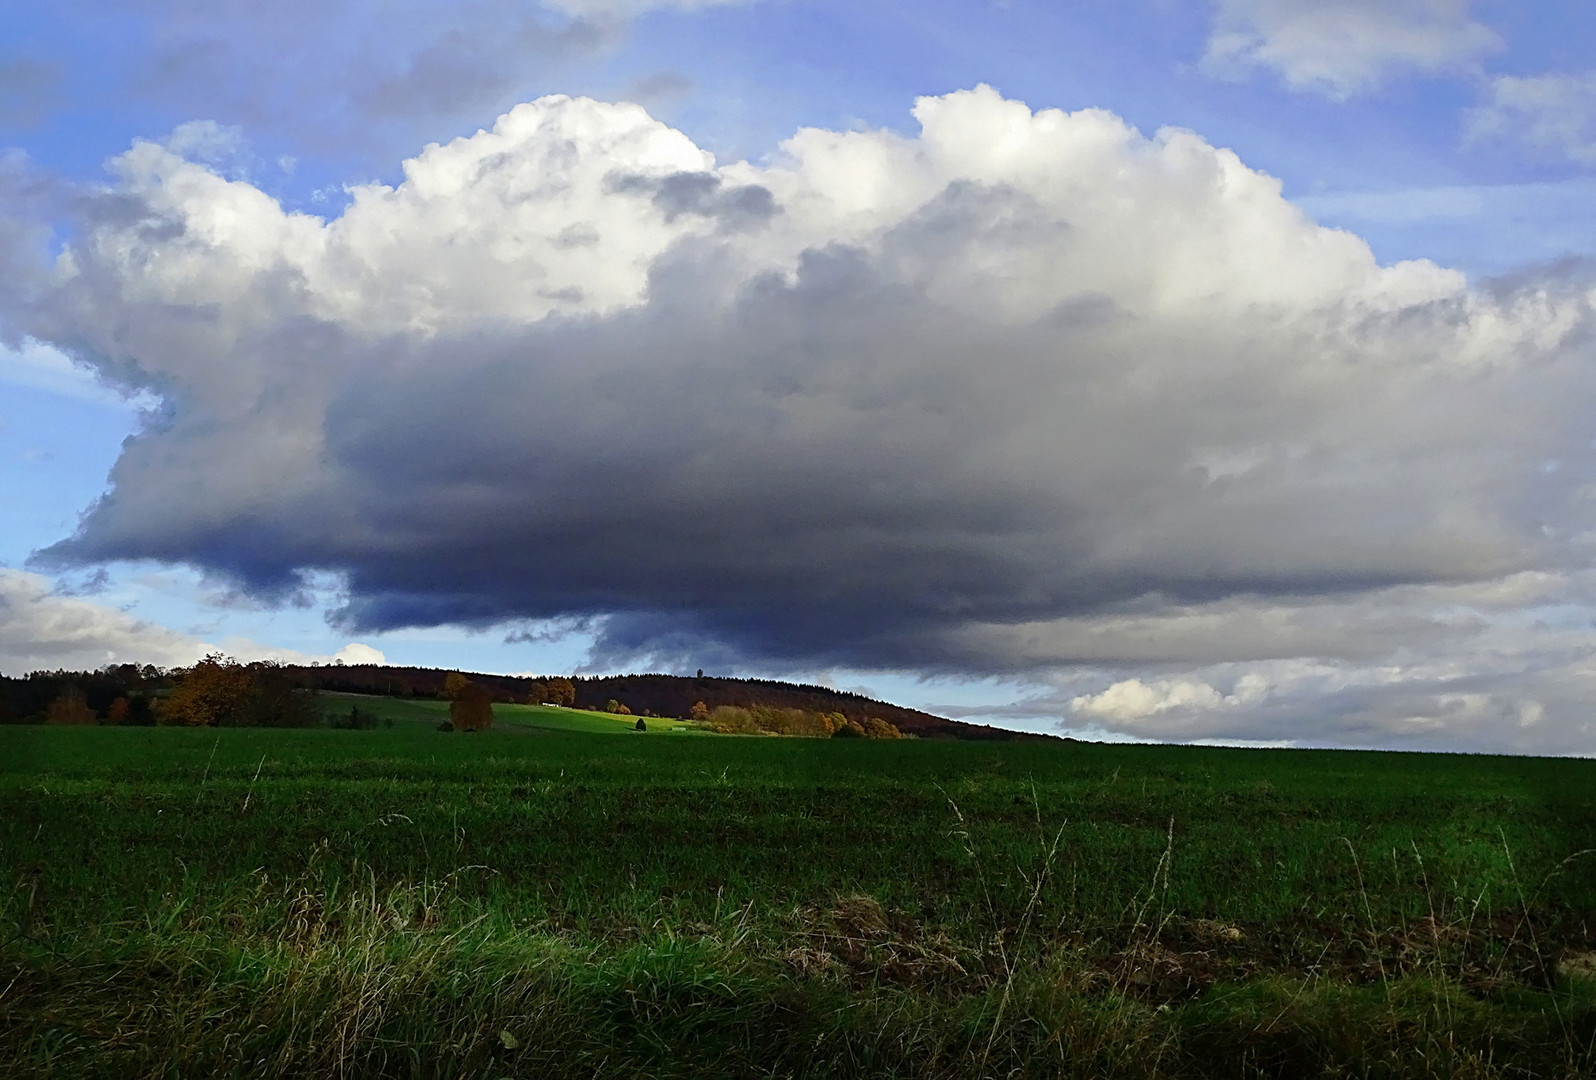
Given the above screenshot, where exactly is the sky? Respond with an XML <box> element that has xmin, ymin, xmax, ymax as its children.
<box><xmin>3</xmin><ymin>0</ymin><xmax>1596</xmax><ymax>753</ymax></box>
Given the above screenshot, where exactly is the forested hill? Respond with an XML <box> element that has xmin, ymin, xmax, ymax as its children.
<box><xmin>288</xmin><ymin>665</ymin><xmax>1046</xmax><ymax>741</ymax></box>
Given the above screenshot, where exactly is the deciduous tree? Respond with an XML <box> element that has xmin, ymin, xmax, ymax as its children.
<box><xmin>46</xmin><ymin>687</ymin><xmax>96</xmax><ymax>725</ymax></box>
<box><xmin>156</xmin><ymin>655</ymin><xmax>313</xmax><ymax>727</ymax></box>
<box><xmin>450</xmin><ymin>682</ymin><xmax>494</xmax><ymax>732</ymax></box>
<box><xmin>545</xmin><ymin>677</ymin><xmax>575</xmax><ymax>707</ymax></box>
<box><xmin>441</xmin><ymin>671</ymin><xmax>470</xmax><ymax>701</ymax></box>
<box><xmin>160</xmin><ymin>654</ymin><xmax>253</xmax><ymax>726</ymax></box>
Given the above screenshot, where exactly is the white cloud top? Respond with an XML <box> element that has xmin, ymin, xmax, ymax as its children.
<box><xmin>1071</xmin><ymin>678</ymin><xmax>1227</xmax><ymax>721</ymax></box>
<box><xmin>9</xmin><ymin>87</ymin><xmax>1596</xmax><ymax>751</ymax></box>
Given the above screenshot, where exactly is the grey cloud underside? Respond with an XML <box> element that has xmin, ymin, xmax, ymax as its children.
<box><xmin>607</xmin><ymin>170</ymin><xmax>778</xmax><ymax>226</ymax></box>
<box><xmin>17</xmin><ymin>90</ymin><xmax>1596</xmax><ymax>703</ymax></box>
<box><xmin>39</xmin><ymin>239</ymin><xmax>1594</xmax><ymax>673</ymax></box>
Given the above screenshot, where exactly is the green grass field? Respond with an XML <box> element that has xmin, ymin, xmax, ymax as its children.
<box><xmin>4</xmin><ymin>708</ymin><xmax>1594</xmax><ymax>1078</ymax></box>
<box><xmin>317</xmin><ymin>691</ymin><xmax>702</xmax><ymax>734</ymax></box>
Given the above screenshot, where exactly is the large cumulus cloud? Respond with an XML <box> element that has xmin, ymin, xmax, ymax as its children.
<box><xmin>9</xmin><ymin>86</ymin><xmax>1596</xmax><ymax>749</ymax></box>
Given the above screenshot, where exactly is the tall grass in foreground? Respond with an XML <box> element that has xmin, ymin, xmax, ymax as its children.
<box><xmin>3</xmin><ymin>725</ymin><xmax>1594</xmax><ymax>1077</ymax></box>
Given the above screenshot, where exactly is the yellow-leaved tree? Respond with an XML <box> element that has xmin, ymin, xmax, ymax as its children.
<box><xmin>158</xmin><ymin>655</ymin><xmax>314</xmax><ymax>727</ymax></box>
<box><xmin>160</xmin><ymin>654</ymin><xmax>253</xmax><ymax>726</ymax></box>
<box><xmin>449</xmin><ymin>681</ymin><xmax>494</xmax><ymax>732</ymax></box>
<box><xmin>545</xmin><ymin>677</ymin><xmax>576</xmax><ymax>707</ymax></box>
<box><xmin>46</xmin><ymin>687</ymin><xmax>96</xmax><ymax>725</ymax></box>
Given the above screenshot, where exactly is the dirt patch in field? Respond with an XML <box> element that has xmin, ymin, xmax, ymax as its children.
<box><xmin>1558</xmin><ymin>951</ymin><xmax>1596</xmax><ymax>987</ymax></box>
<box><xmin>781</xmin><ymin>895</ymin><xmax>988</xmax><ymax>990</ymax></box>
<box><xmin>768</xmin><ymin>906</ymin><xmax>1593</xmax><ymax>1005</ymax></box>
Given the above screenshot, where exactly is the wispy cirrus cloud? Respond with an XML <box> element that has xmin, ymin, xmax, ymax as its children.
<box><xmin>1467</xmin><ymin>70</ymin><xmax>1596</xmax><ymax>165</ymax></box>
<box><xmin>1203</xmin><ymin>0</ymin><xmax>1501</xmax><ymax>99</ymax></box>
<box><xmin>13</xmin><ymin>0</ymin><xmax>760</xmax><ymax>169</ymax></box>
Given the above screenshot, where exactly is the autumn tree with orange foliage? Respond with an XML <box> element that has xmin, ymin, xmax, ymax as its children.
<box><xmin>831</xmin><ymin>716</ymin><xmax>902</xmax><ymax>739</ymax></box>
<box><xmin>46</xmin><ymin>686</ymin><xmax>96</xmax><ymax>725</ymax></box>
<box><xmin>449</xmin><ymin>681</ymin><xmax>494</xmax><ymax>732</ymax></box>
<box><xmin>544</xmin><ymin>677</ymin><xmax>576</xmax><ymax>707</ymax></box>
<box><xmin>160</xmin><ymin>655</ymin><xmax>253</xmax><ymax>726</ymax></box>
<box><xmin>158</xmin><ymin>655</ymin><xmax>314</xmax><ymax>727</ymax></box>
<box><xmin>522</xmin><ymin>676</ymin><xmax>578</xmax><ymax>707</ymax></box>
<box><xmin>704</xmin><ymin>704</ymin><xmax>886</xmax><ymax>737</ymax></box>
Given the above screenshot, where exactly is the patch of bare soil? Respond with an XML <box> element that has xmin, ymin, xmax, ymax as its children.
<box><xmin>781</xmin><ymin>895</ymin><xmax>991</xmax><ymax>991</ymax></box>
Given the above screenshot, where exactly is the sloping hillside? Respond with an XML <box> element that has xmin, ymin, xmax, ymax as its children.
<box><xmin>286</xmin><ymin>665</ymin><xmax>1044</xmax><ymax>740</ymax></box>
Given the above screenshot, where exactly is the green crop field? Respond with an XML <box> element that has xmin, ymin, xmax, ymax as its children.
<box><xmin>316</xmin><ymin>691</ymin><xmax>702</xmax><ymax>735</ymax></box>
<box><xmin>3</xmin><ymin>707</ymin><xmax>1594</xmax><ymax>1078</ymax></box>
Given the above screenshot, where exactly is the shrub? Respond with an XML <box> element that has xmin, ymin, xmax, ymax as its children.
<box><xmin>762</xmin><ymin>706</ymin><xmax>834</xmax><ymax>737</ymax></box>
<box><xmin>862</xmin><ymin>717</ymin><xmax>903</xmax><ymax>739</ymax></box>
<box><xmin>709</xmin><ymin>704</ymin><xmax>861</xmax><ymax>737</ymax></box>
<box><xmin>331</xmin><ymin>704</ymin><xmax>378</xmax><ymax>730</ymax></box>
<box><xmin>124</xmin><ymin>696</ymin><xmax>155</xmax><ymax>726</ymax></box>
<box><xmin>710</xmin><ymin>705</ymin><xmax>759</xmax><ymax>735</ymax></box>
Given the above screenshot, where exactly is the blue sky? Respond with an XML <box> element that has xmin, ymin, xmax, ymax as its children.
<box><xmin>3</xmin><ymin>1</ymin><xmax>1596</xmax><ymax>751</ymax></box>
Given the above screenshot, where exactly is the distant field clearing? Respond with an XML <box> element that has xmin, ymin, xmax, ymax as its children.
<box><xmin>318</xmin><ymin>691</ymin><xmax>702</xmax><ymax>734</ymax></box>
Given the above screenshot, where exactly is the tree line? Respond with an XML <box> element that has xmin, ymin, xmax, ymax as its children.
<box><xmin>0</xmin><ymin>656</ymin><xmax>322</xmax><ymax>728</ymax></box>
<box><xmin>274</xmin><ymin>665</ymin><xmax>998</xmax><ymax>738</ymax></box>
<box><xmin>2</xmin><ymin>660</ymin><xmax>1029</xmax><ymax>740</ymax></box>
<box><xmin>695</xmin><ymin>703</ymin><xmax>903</xmax><ymax>738</ymax></box>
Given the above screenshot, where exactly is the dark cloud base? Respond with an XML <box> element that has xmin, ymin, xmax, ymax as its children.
<box><xmin>12</xmin><ymin>88</ymin><xmax>1596</xmax><ymax>756</ymax></box>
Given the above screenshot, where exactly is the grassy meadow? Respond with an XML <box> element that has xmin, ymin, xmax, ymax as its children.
<box><xmin>4</xmin><ymin>700</ymin><xmax>1595</xmax><ymax>1078</ymax></box>
<box><xmin>317</xmin><ymin>691</ymin><xmax>703</xmax><ymax>735</ymax></box>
